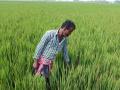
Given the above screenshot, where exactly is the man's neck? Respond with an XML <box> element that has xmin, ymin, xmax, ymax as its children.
<box><xmin>58</xmin><ymin>29</ymin><xmax>64</xmax><ymax>42</ymax></box>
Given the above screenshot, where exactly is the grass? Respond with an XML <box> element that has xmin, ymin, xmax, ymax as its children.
<box><xmin>0</xmin><ymin>2</ymin><xmax>120</xmax><ymax>90</ymax></box>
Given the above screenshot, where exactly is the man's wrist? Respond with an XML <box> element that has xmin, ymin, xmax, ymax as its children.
<box><xmin>67</xmin><ymin>59</ymin><xmax>71</xmax><ymax>65</ymax></box>
<box><xmin>65</xmin><ymin>60</ymin><xmax>71</xmax><ymax>65</ymax></box>
<box><xmin>33</xmin><ymin>58</ymin><xmax>38</xmax><ymax>61</ymax></box>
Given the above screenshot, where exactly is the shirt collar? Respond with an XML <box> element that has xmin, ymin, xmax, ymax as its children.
<box><xmin>55</xmin><ymin>29</ymin><xmax>59</xmax><ymax>36</ymax></box>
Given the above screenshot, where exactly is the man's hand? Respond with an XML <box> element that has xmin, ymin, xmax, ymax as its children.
<box><xmin>64</xmin><ymin>59</ymin><xmax>71</xmax><ymax>68</ymax></box>
<box><xmin>33</xmin><ymin>59</ymin><xmax>37</xmax><ymax>68</ymax></box>
<box><xmin>32</xmin><ymin>59</ymin><xmax>38</xmax><ymax>75</ymax></box>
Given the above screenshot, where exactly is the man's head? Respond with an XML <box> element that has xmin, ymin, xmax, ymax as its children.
<box><xmin>59</xmin><ymin>20</ymin><xmax>76</xmax><ymax>37</ymax></box>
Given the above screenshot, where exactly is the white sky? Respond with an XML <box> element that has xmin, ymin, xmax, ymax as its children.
<box><xmin>55</xmin><ymin>0</ymin><xmax>117</xmax><ymax>3</ymax></box>
<box><xmin>80</xmin><ymin>0</ymin><xmax>116</xmax><ymax>1</ymax></box>
<box><xmin>0</xmin><ymin>0</ymin><xmax>117</xmax><ymax>2</ymax></box>
<box><xmin>56</xmin><ymin>0</ymin><xmax>116</xmax><ymax>1</ymax></box>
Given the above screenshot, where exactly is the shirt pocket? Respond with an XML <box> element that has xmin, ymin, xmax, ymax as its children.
<box><xmin>49</xmin><ymin>47</ymin><xmax>57</xmax><ymax>54</ymax></box>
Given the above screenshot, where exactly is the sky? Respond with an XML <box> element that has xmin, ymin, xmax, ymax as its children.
<box><xmin>57</xmin><ymin>0</ymin><xmax>115</xmax><ymax>2</ymax></box>
<box><xmin>0</xmin><ymin>0</ymin><xmax>117</xmax><ymax>2</ymax></box>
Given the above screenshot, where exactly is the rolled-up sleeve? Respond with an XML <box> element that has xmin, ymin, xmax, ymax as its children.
<box><xmin>62</xmin><ymin>40</ymin><xmax>70</xmax><ymax>63</ymax></box>
<box><xmin>33</xmin><ymin>31</ymin><xmax>51</xmax><ymax>60</ymax></box>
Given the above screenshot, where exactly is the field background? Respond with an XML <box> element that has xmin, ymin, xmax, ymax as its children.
<box><xmin>0</xmin><ymin>2</ymin><xmax>120</xmax><ymax>90</ymax></box>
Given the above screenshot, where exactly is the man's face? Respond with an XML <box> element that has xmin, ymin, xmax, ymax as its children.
<box><xmin>62</xmin><ymin>27</ymin><xmax>74</xmax><ymax>37</ymax></box>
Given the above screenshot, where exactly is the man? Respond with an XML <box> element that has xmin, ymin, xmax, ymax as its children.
<box><xmin>32</xmin><ymin>20</ymin><xmax>76</xmax><ymax>89</ymax></box>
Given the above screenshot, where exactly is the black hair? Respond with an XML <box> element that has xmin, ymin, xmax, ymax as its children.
<box><xmin>61</xmin><ymin>20</ymin><xmax>76</xmax><ymax>30</ymax></box>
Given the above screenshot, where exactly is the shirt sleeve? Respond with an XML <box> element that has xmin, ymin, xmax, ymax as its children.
<box><xmin>62</xmin><ymin>39</ymin><xmax>70</xmax><ymax>63</ymax></box>
<box><xmin>33</xmin><ymin>31</ymin><xmax>51</xmax><ymax>60</ymax></box>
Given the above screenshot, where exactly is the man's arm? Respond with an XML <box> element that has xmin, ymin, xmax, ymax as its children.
<box><xmin>33</xmin><ymin>31</ymin><xmax>51</xmax><ymax>60</ymax></box>
<box><xmin>62</xmin><ymin>39</ymin><xmax>70</xmax><ymax>64</ymax></box>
